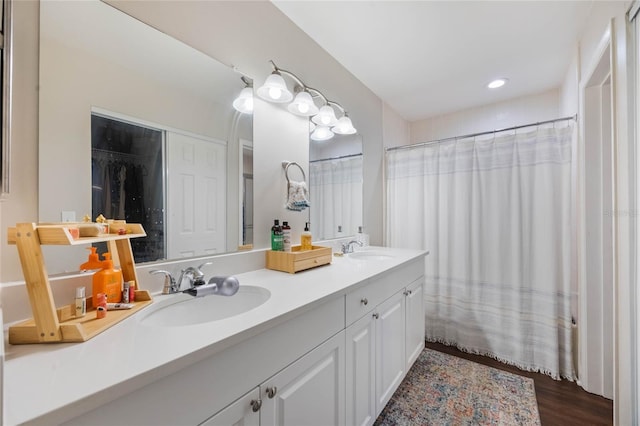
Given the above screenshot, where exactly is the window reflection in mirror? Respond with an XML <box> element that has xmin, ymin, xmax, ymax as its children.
<box><xmin>309</xmin><ymin>134</ymin><xmax>363</xmax><ymax>240</ymax></box>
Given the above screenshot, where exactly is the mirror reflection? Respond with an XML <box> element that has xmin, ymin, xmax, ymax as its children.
<box><xmin>309</xmin><ymin>134</ymin><xmax>363</xmax><ymax>240</ymax></box>
<box><xmin>38</xmin><ymin>0</ymin><xmax>252</xmax><ymax>273</ymax></box>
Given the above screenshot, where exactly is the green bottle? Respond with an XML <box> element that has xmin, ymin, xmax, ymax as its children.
<box><xmin>271</xmin><ymin>219</ymin><xmax>284</xmax><ymax>251</ymax></box>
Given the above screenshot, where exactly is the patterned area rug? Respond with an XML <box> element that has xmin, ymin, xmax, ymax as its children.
<box><xmin>375</xmin><ymin>348</ymin><xmax>541</xmax><ymax>425</ymax></box>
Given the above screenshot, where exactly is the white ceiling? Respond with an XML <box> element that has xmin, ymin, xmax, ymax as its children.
<box><xmin>273</xmin><ymin>1</ymin><xmax>595</xmax><ymax>122</ymax></box>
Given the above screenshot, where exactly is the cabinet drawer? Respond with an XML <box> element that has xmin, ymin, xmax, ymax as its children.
<box><xmin>345</xmin><ymin>258</ymin><xmax>424</xmax><ymax>326</ymax></box>
<box><xmin>294</xmin><ymin>254</ymin><xmax>332</xmax><ymax>272</ymax></box>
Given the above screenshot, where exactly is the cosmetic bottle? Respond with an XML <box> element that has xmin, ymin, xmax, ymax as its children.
<box><xmin>356</xmin><ymin>226</ymin><xmax>370</xmax><ymax>247</ymax></box>
<box><xmin>92</xmin><ymin>252</ymin><xmax>123</xmax><ymax>308</ymax></box>
<box><xmin>271</xmin><ymin>219</ymin><xmax>283</xmax><ymax>251</ymax></box>
<box><xmin>75</xmin><ymin>287</ymin><xmax>86</xmax><ymax>318</ymax></box>
<box><xmin>301</xmin><ymin>222</ymin><xmax>312</xmax><ymax>251</ymax></box>
<box><xmin>282</xmin><ymin>221</ymin><xmax>292</xmax><ymax>252</ymax></box>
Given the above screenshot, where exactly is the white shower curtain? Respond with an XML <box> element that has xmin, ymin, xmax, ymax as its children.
<box><xmin>310</xmin><ymin>155</ymin><xmax>363</xmax><ymax>239</ymax></box>
<box><xmin>386</xmin><ymin>124</ymin><xmax>575</xmax><ymax>380</ymax></box>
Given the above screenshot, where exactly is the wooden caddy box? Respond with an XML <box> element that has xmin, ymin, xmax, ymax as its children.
<box><xmin>265</xmin><ymin>245</ymin><xmax>332</xmax><ymax>273</ymax></box>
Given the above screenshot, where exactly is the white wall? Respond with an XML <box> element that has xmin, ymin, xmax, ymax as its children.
<box><xmin>569</xmin><ymin>1</ymin><xmax>634</xmax><ymax>423</ymax></box>
<box><xmin>409</xmin><ymin>89</ymin><xmax>560</xmax><ymax>144</ymax></box>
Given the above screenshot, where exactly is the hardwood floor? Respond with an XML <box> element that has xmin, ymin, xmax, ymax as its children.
<box><xmin>425</xmin><ymin>342</ymin><xmax>613</xmax><ymax>426</ymax></box>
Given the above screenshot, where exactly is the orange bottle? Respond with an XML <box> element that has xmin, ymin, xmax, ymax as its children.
<box><xmin>92</xmin><ymin>252</ymin><xmax>122</xmax><ymax>308</ymax></box>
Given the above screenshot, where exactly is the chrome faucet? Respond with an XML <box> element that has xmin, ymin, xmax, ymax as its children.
<box><xmin>149</xmin><ymin>262</ymin><xmax>212</xmax><ymax>294</ymax></box>
<box><xmin>178</xmin><ymin>261</ymin><xmax>212</xmax><ymax>290</ymax></box>
<box><xmin>149</xmin><ymin>269</ymin><xmax>179</xmax><ymax>294</ymax></box>
<box><xmin>341</xmin><ymin>240</ymin><xmax>363</xmax><ymax>254</ymax></box>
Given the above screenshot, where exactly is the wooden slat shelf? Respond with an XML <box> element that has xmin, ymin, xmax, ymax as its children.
<box><xmin>7</xmin><ymin>223</ymin><xmax>146</xmax><ymax>245</ymax></box>
<box><xmin>7</xmin><ymin>222</ymin><xmax>153</xmax><ymax>345</ymax></box>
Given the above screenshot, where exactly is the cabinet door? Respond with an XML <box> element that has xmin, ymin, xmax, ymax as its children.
<box><xmin>375</xmin><ymin>290</ymin><xmax>406</xmax><ymax>416</ymax></box>
<box><xmin>261</xmin><ymin>332</ymin><xmax>345</xmax><ymax>426</ymax></box>
<box><xmin>346</xmin><ymin>312</ymin><xmax>376</xmax><ymax>426</ymax></box>
<box><xmin>200</xmin><ymin>387</ymin><xmax>260</xmax><ymax>426</ymax></box>
<box><xmin>405</xmin><ymin>278</ymin><xmax>425</xmax><ymax>369</ymax></box>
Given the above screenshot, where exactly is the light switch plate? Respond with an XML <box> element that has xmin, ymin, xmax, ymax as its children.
<box><xmin>61</xmin><ymin>211</ymin><xmax>76</xmax><ymax>222</ymax></box>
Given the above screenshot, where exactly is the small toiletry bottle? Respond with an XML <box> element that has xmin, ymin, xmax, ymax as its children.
<box><xmin>282</xmin><ymin>221</ymin><xmax>292</xmax><ymax>252</ymax></box>
<box><xmin>356</xmin><ymin>226</ymin><xmax>370</xmax><ymax>247</ymax></box>
<box><xmin>271</xmin><ymin>219</ymin><xmax>284</xmax><ymax>251</ymax></box>
<box><xmin>301</xmin><ymin>222</ymin><xmax>312</xmax><ymax>251</ymax></box>
<box><xmin>92</xmin><ymin>252</ymin><xmax>123</xmax><ymax>308</ymax></box>
<box><xmin>75</xmin><ymin>287</ymin><xmax>86</xmax><ymax>318</ymax></box>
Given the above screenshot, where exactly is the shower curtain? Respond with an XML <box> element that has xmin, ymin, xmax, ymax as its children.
<box><xmin>386</xmin><ymin>124</ymin><xmax>575</xmax><ymax>380</ymax></box>
<box><xmin>310</xmin><ymin>155</ymin><xmax>363</xmax><ymax>239</ymax></box>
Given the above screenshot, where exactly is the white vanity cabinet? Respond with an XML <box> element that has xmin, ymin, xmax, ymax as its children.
<box><xmin>200</xmin><ymin>387</ymin><xmax>260</xmax><ymax>426</ymax></box>
<box><xmin>405</xmin><ymin>278</ymin><xmax>425</xmax><ymax>367</ymax></box>
<box><xmin>202</xmin><ymin>331</ymin><xmax>345</xmax><ymax>426</ymax></box>
<box><xmin>345</xmin><ymin>259</ymin><xmax>425</xmax><ymax>426</ymax></box>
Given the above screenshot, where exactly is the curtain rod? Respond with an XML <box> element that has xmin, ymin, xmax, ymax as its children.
<box><xmin>385</xmin><ymin>114</ymin><xmax>577</xmax><ymax>153</ymax></box>
<box><xmin>310</xmin><ymin>153</ymin><xmax>363</xmax><ymax>163</ymax></box>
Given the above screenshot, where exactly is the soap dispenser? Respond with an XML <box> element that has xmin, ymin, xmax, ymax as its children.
<box><xmin>80</xmin><ymin>247</ymin><xmax>102</xmax><ymax>271</ymax></box>
<box><xmin>301</xmin><ymin>222</ymin><xmax>312</xmax><ymax>251</ymax></box>
<box><xmin>92</xmin><ymin>252</ymin><xmax>123</xmax><ymax>308</ymax></box>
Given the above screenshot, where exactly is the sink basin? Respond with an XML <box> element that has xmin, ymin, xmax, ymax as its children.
<box><xmin>138</xmin><ymin>285</ymin><xmax>271</xmax><ymax>327</ymax></box>
<box><xmin>347</xmin><ymin>251</ymin><xmax>395</xmax><ymax>261</ymax></box>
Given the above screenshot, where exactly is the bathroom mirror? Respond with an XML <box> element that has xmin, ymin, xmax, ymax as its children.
<box><xmin>38</xmin><ymin>0</ymin><xmax>253</xmax><ymax>273</ymax></box>
<box><xmin>309</xmin><ymin>133</ymin><xmax>363</xmax><ymax>240</ymax></box>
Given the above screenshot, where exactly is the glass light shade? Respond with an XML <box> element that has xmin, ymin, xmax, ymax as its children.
<box><xmin>287</xmin><ymin>91</ymin><xmax>319</xmax><ymax>116</ymax></box>
<box><xmin>310</xmin><ymin>125</ymin><xmax>334</xmax><ymax>141</ymax></box>
<box><xmin>332</xmin><ymin>116</ymin><xmax>357</xmax><ymax>135</ymax></box>
<box><xmin>309</xmin><ymin>121</ymin><xmax>316</xmax><ymax>132</ymax></box>
<box><xmin>311</xmin><ymin>105</ymin><xmax>338</xmax><ymax>126</ymax></box>
<box><xmin>232</xmin><ymin>87</ymin><xmax>254</xmax><ymax>114</ymax></box>
<box><xmin>257</xmin><ymin>73</ymin><xmax>293</xmax><ymax>103</ymax></box>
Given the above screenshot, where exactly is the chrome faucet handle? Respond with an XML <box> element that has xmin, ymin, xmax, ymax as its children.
<box><xmin>197</xmin><ymin>261</ymin><xmax>213</xmax><ymax>274</ymax></box>
<box><xmin>341</xmin><ymin>240</ymin><xmax>364</xmax><ymax>254</ymax></box>
<box><xmin>149</xmin><ymin>269</ymin><xmax>178</xmax><ymax>294</ymax></box>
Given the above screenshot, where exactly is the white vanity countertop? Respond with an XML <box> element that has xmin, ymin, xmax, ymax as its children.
<box><xmin>4</xmin><ymin>246</ymin><xmax>427</xmax><ymax>425</ymax></box>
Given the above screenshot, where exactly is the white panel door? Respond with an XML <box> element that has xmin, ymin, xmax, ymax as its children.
<box><xmin>200</xmin><ymin>387</ymin><xmax>260</xmax><ymax>426</ymax></box>
<box><xmin>375</xmin><ymin>291</ymin><xmax>405</xmax><ymax>416</ymax></box>
<box><xmin>167</xmin><ymin>132</ymin><xmax>226</xmax><ymax>259</ymax></box>
<box><xmin>405</xmin><ymin>279</ymin><xmax>425</xmax><ymax>369</ymax></box>
<box><xmin>261</xmin><ymin>332</ymin><xmax>345</xmax><ymax>426</ymax></box>
<box><xmin>346</xmin><ymin>312</ymin><xmax>376</xmax><ymax>426</ymax></box>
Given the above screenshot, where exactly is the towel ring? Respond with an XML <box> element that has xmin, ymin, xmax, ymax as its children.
<box><xmin>282</xmin><ymin>161</ymin><xmax>306</xmax><ymax>184</ymax></box>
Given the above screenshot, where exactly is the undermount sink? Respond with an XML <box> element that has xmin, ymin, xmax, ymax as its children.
<box><xmin>347</xmin><ymin>251</ymin><xmax>395</xmax><ymax>261</ymax></box>
<box><xmin>138</xmin><ymin>285</ymin><xmax>271</xmax><ymax>327</ymax></box>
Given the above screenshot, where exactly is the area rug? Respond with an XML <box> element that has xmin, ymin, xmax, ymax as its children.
<box><xmin>374</xmin><ymin>348</ymin><xmax>541</xmax><ymax>425</ymax></box>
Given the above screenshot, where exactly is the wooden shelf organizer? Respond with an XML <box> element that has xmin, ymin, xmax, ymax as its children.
<box><xmin>7</xmin><ymin>222</ymin><xmax>153</xmax><ymax>344</ymax></box>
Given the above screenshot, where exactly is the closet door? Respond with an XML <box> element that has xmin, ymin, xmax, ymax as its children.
<box><xmin>167</xmin><ymin>132</ymin><xmax>226</xmax><ymax>259</ymax></box>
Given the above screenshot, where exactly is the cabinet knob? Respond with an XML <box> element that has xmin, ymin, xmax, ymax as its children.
<box><xmin>266</xmin><ymin>386</ymin><xmax>277</xmax><ymax>398</ymax></box>
<box><xmin>250</xmin><ymin>399</ymin><xmax>262</xmax><ymax>412</ymax></box>
<box><xmin>361</xmin><ymin>298</ymin><xmax>368</xmax><ymax>306</ymax></box>
<box><xmin>403</xmin><ymin>290</ymin><xmax>409</xmax><ymax>296</ymax></box>
<box><xmin>372</xmin><ymin>312</ymin><xmax>379</xmax><ymax>319</ymax></box>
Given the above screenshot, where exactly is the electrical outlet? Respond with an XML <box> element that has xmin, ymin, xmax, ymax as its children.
<box><xmin>61</xmin><ymin>211</ymin><xmax>76</xmax><ymax>222</ymax></box>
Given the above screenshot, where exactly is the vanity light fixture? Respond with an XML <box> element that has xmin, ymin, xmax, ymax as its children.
<box><xmin>312</xmin><ymin>105</ymin><xmax>338</xmax><ymax>126</ymax></box>
<box><xmin>259</xmin><ymin>60</ymin><xmax>357</xmax><ymax>140</ymax></box>
<box><xmin>288</xmin><ymin>90</ymin><xmax>319</xmax><ymax>116</ymax></box>
<box><xmin>257</xmin><ymin>71</ymin><xmax>293</xmax><ymax>103</ymax></box>
<box><xmin>487</xmin><ymin>78</ymin><xmax>508</xmax><ymax>89</ymax></box>
<box><xmin>332</xmin><ymin>114</ymin><xmax>357</xmax><ymax>135</ymax></box>
<box><xmin>233</xmin><ymin>76</ymin><xmax>254</xmax><ymax>114</ymax></box>
<box><xmin>310</xmin><ymin>125</ymin><xmax>334</xmax><ymax>141</ymax></box>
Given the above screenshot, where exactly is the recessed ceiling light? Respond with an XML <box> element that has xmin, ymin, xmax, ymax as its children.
<box><xmin>487</xmin><ymin>78</ymin><xmax>508</xmax><ymax>89</ymax></box>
